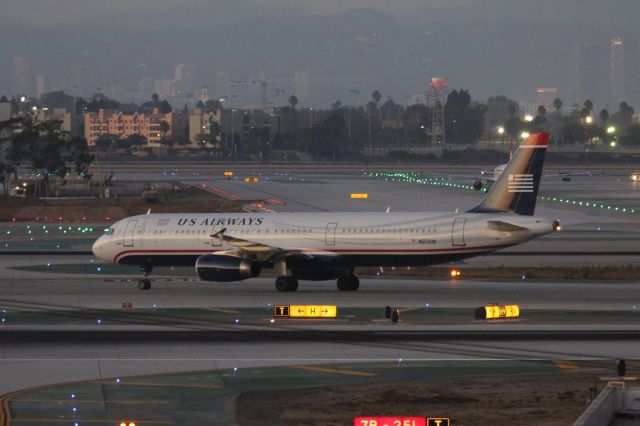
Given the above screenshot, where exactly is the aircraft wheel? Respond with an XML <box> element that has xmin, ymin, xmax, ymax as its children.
<box><xmin>138</xmin><ymin>279</ymin><xmax>151</xmax><ymax>290</ymax></box>
<box><xmin>275</xmin><ymin>276</ymin><xmax>298</xmax><ymax>292</ymax></box>
<box><xmin>337</xmin><ymin>276</ymin><xmax>359</xmax><ymax>291</ymax></box>
<box><xmin>391</xmin><ymin>308</ymin><xmax>400</xmax><ymax>323</ymax></box>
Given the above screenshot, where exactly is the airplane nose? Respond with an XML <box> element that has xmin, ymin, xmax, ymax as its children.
<box><xmin>92</xmin><ymin>236</ymin><xmax>104</xmax><ymax>258</ymax></box>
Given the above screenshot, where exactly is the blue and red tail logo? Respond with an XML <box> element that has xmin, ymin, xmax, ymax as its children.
<box><xmin>470</xmin><ymin>132</ymin><xmax>549</xmax><ymax>216</ymax></box>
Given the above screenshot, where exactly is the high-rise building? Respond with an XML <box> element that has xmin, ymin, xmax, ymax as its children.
<box><xmin>174</xmin><ymin>64</ymin><xmax>196</xmax><ymax>98</ymax></box>
<box><xmin>568</xmin><ymin>44</ymin><xmax>607</xmax><ymax>107</ymax></box>
<box><xmin>71</xmin><ymin>65</ymin><xmax>93</xmax><ymax>97</ymax></box>
<box><xmin>13</xmin><ymin>56</ymin><xmax>32</xmax><ymax>96</ymax></box>
<box><xmin>35</xmin><ymin>74</ymin><xmax>48</xmax><ymax>99</ymax></box>
<box><xmin>154</xmin><ymin>79</ymin><xmax>175</xmax><ymax>99</ymax></box>
<box><xmin>610</xmin><ymin>37</ymin><xmax>625</xmax><ymax>107</ymax></box>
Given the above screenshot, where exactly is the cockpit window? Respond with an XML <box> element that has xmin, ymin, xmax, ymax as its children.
<box><xmin>104</xmin><ymin>227</ymin><xmax>115</xmax><ymax>236</ymax></box>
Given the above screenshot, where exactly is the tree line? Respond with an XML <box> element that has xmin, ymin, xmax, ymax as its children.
<box><xmin>0</xmin><ymin>118</ymin><xmax>93</xmax><ymax>196</ymax></box>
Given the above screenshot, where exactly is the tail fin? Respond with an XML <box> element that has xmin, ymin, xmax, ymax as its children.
<box><xmin>469</xmin><ymin>132</ymin><xmax>549</xmax><ymax>216</ymax></box>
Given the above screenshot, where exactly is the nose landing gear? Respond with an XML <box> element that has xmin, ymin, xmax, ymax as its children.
<box><xmin>138</xmin><ymin>265</ymin><xmax>152</xmax><ymax>290</ymax></box>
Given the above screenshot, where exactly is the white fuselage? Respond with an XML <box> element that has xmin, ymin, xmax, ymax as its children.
<box><xmin>92</xmin><ymin>211</ymin><xmax>555</xmax><ymax>269</ymax></box>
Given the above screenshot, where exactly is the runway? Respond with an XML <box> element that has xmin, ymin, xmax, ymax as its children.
<box><xmin>2</xmin><ymin>163</ymin><xmax>639</xmax><ymax>423</ymax></box>
<box><xmin>1</xmin><ymin>269</ymin><xmax>639</xmax><ymax>396</ymax></box>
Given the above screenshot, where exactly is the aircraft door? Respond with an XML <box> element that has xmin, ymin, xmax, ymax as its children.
<box><xmin>451</xmin><ymin>218</ymin><xmax>466</xmax><ymax>247</ymax></box>
<box><xmin>123</xmin><ymin>219</ymin><xmax>138</xmax><ymax>247</ymax></box>
<box><xmin>325</xmin><ymin>223</ymin><xmax>337</xmax><ymax>246</ymax></box>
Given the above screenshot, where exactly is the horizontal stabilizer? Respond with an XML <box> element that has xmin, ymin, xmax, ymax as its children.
<box><xmin>487</xmin><ymin>220</ymin><xmax>529</xmax><ymax>232</ymax></box>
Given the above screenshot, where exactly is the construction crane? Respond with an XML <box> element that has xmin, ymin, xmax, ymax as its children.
<box><xmin>230</xmin><ymin>71</ymin><xmax>365</xmax><ymax>107</ymax></box>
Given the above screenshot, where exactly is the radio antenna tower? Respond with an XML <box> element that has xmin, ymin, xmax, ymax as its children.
<box><xmin>426</xmin><ymin>77</ymin><xmax>447</xmax><ymax>146</ymax></box>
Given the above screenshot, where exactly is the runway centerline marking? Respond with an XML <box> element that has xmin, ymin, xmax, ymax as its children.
<box><xmin>290</xmin><ymin>365</ymin><xmax>377</xmax><ymax>377</ymax></box>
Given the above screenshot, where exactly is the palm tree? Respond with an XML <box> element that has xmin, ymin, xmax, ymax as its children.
<box><xmin>553</xmin><ymin>98</ymin><xmax>563</xmax><ymax>113</ymax></box>
<box><xmin>159</xmin><ymin>120</ymin><xmax>170</xmax><ymax>156</ymax></box>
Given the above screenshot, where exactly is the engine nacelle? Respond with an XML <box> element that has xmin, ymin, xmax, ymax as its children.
<box><xmin>195</xmin><ymin>254</ymin><xmax>261</xmax><ymax>282</ymax></box>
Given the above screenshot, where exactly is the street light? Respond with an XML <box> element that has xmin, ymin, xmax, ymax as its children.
<box><xmin>497</xmin><ymin>126</ymin><xmax>505</xmax><ymax>135</ymax></box>
<box><xmin>524</xmin><ymin>115</ymin><xmax>534</xmax><ymax>122</ymax></box>
<box><xmin>585</xmin><ymin>116</ymin><xmax>593</xmax><ymax>124</ymax></box>
<box><xmin>521</xmin><ymin>131</ymin><xmax>530</xmax><ymax>139</ymax></box>
<box><xmin>607</xmin><ymin>126</ymin><xmax>616</xmax><ymax>134</ymax></box>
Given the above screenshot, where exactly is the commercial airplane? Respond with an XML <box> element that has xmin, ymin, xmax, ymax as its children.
<box><xmin>92</xmin><ymin>132</ymin><xmax>559</xmax><ymax>292</ymax></box>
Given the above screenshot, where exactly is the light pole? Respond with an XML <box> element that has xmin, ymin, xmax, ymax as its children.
<box><xmin>231</xmin><ymin>108</ymin><xmax>236</xmax><ymax>159</ymax></box>
<box><xmin>368</xmin><ymin>108</ymin><xmax>372</xmax><ymax>153</ymax></box>
<box><xmin>497</xmin><ymin>126</ymin><xmax>505</xmax><ymax>161</ymax></box>
<box><xmin>607</xmin><ymin>126</ymin><xmax>617</xmax><ymax>148</ymax></box>
<box><xmin>347</xmin><ymin>106</ymin><xmax>352</xmax><ymax>142</ymax></box>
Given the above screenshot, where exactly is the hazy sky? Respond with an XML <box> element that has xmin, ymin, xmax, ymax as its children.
<box><xmin>0</xmin><ymin>0</ymin><xmax>474</xmax><ymax>26</ymax></box>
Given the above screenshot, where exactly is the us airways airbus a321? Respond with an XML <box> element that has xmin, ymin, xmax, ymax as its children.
<box><xmin>92</xmin><ymin>132</ymin><xmax>560</xmax><ymax>292</ymax></box>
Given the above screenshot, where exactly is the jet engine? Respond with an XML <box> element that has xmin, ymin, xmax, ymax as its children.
<box><xmin>195</xmin><ymin>254</ymin><xmax>261</xmax><ymax>282</ymax></box>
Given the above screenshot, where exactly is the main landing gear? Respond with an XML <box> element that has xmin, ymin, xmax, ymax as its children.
<box><xmin>336</xmin><ymin>275</ymin><xmax>360</xmax><ymax>292</ymax></box>
<box><xmin>275</xmin><ymin>276</ymin><xmax>299</xmax><ymax>292</ymax></box>
<box><xmin>138</xmin><ymin>265</ymin><xmax>152</xmax><ymax>290</ymax></box>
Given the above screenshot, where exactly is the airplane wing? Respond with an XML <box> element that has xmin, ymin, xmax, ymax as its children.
<box><xmin>211</xmin><ymin>228</ymin><xmax>274</xmax><ymax>253</ymax></box>
<box><xmin>210</xmin><ymin>228</ymin><xmax>339</xmax><ymax>262</ymax></box>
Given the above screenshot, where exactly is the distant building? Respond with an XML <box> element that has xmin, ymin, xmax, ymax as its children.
<box><xmin>34</xmin><ymin>108</ymin><xmax>79</xmax><ymax>138</ymax></box>
<box><xmin>535</xmin><ymin>88</ymin><xmax>559</xmax><ymax>109</ymax></box>
<box><xmin>216</xmin><ymin>71</ymin><xmax>232</xmax><ymax>98</ymax></box>
<box><xmin>189</xmin><ymin>108</ymin><xmax>221</xmax><ymax>147</ymax></box>
<box><xmin>0</xmin><ymin>98</ymin><xmax>14</xmax><ymax>178</ymax></box>
<box><xmin>214</xmin><ymin>107</ymin><xmax>281</xmax><ymax>151</ymax></box>
<box><xmin>154</xmin><ymin>79</ymin><xmax>175</xmax><ymax>99</ymax></box>
<box><xmin>568</xmin><ymin>43</ymin><xmax>608</xmax><ymax>107</ymax></box>
<box><xmin>35</xmin><ymin>74</ymin><xmax>48</xmax><ymax>99</ymax></box>
<box><xmin>174</xmin><ymin>64</ymin><xmax>196</xmax><ymax>98</ymax></box>
<box><xmin>610</xmin><ymin>37</ymin><xmax>625</xmax><ymax>107</ymax></box>
<box><xmin>137</xmin><ymin>78</ymin><xmax>156</xmax><ymax>98</ymax></box>
<box><xmin>0</xmin><ymin>98</ymin><xmax>11</xmax><ymax>122</ymax></box>
<box><xmin>406</xmin><ymin>94</ymin><xmax>423</xmax><ymax>106</ymax></box>
<box><xmin>70</xmin><ymin>65</ymin><xmax>93</xmax><ymax>97</ymax></box>
<box><xmin>84</xmin><ymin>108</ymin><xmax>175</xmax><ymax>149</ymax></box>
<box><xmin>13</xmin><ymin>56</ymin><xmax>32</xmax><ymax>96</ymax></box>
